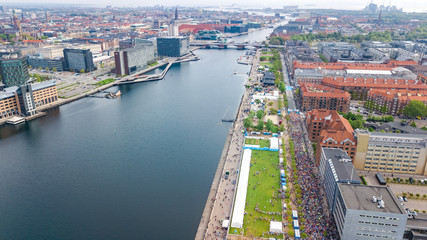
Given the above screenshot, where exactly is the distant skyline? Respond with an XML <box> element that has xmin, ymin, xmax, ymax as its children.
<box><xmin>0</xmin><ymin>0</ymin><xmax>426</xmax><ymax>12</ymax></box>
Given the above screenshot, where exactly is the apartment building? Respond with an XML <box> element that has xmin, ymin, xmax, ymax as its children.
<box><xmin>354</xmin><ymin>129</ymin><xmax>427</xmax><ymax>175</ymax></box>
<box><xmin>366</xmin><ymin>89</ymin><xmax>427</xmax><ymax>115</ymax></box>
<box><xmin>299</xmin><ymin>83</ymin><xmax>351</xmax><ymax>112</ymax></box>
<box><xmin>333</xmin><ymin>184</ymin><xmax>407</xmax><ymax>240</ymax></box>
<box><xmin>322</xmin><ymin>77</ymin><xmax>427</xmax><ymax>100</ymax></box>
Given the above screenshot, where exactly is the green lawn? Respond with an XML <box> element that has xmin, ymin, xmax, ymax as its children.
<box><xmin>244</xmin><ymin>139</ymin><xmax>270</xmax><ymax>148</ymax></box>
<box><xmin>94</xmin><ymin>78</ymin><xmax>116</xmax><ymax>87</ymax></box>
<box><xmin>230</xmin><ymin>150</ymin><xmax>282</xmax><ymax>238</ymax></box>
<box><xmin>259</xmin><ymin>61</ymin><xmax>274</xmax><ymax>69</ymax></box>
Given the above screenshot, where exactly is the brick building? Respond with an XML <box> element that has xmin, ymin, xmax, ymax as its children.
<box><xmin>321</xmin><ymin>77</ymin><xmax>427</xmax><ymax>100</ymax></box>
<box><xmin>306</xmin><ymin>109</ymin><xmax>356</xmax><ymax>164</ymax></box>
<box><xmin>366</xmin><ymin>89</ymin><xmax>427</xmax><ymax>115</ymax></box>
<box><xmin>299</xmin><ymin>83</ymin><xmax>351</xmax><ymax>112</ymax></box>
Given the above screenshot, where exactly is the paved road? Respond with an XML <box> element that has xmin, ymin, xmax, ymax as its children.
<box><xmin>280</xmin><ymin>53</ymin><xmax>296</xmax><ymax>110</ymax></box>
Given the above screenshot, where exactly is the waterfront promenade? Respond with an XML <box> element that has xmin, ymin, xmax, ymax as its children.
<box><xmin>195</xmin><ymin>50</ymin><xmax>261</xmax><ymax>240</ymax></box>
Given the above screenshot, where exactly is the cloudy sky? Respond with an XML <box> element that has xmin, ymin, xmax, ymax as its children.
<box><xmin>3</xmin><ymin>0</ymin><xmax>427</xmax><ymax>12</ymax></box>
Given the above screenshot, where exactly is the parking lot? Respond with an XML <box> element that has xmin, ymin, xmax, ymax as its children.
<box><xmin>30</xmin><ymin>61</ymin><xmax>117</xmax><ymax>98</ymax></box>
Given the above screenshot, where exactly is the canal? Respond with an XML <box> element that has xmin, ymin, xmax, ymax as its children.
<box><xmin>0</xmin><ymin>30</ymin><xmax>269</xmax><ymax>240</ymax></box>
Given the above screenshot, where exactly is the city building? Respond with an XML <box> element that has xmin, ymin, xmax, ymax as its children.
<box><xmin>156</xmin><ymin>37</ymin><xmax>189</xmax><ymax>57</ymax></box>
<box><xmin>0</xmin><ymin>81</ymin><xmax>57</xmax><ymax>119</ymax></box>
<box><xmin>321</xmin><ymin>77</ymin><xmax>427</xmax><ymax>100</ymax></box>
<box><xmin>332</xmin><ymin>184</ymin><xmax>407</xmax><ymax>240</ymax></box>
<box><xmin>27</xmin><ymin>54</ymin><xmax>66</xmax><ymax>71</ymax></box>
<box><xmin>114</xmin><ymin>41</ymin><xmax>156</xmax><ymax>76</ymax></box>
<box><xmin>354</xmin><ymin>129</ymin><xmax>427</xmax><ymax>175</ymax></box>
<box><xmin>119</xmin><ymin>38</ymin><xmax>156</xmax><ymax>50</ymax></box>
<box><xmin>366</xmin><ymin>89</ymin><xmax>427</xmax><ymax>115</ymax></box>
<box><xmin>299</xmin><ymin>83</ymin><xmax>350</xmax><ymax>112</ymax></box>
<box><xmin>195</xmin><ymin>30</ymin><xmax>221</xmax><ymax>40</ymax></box>
<box><xmin>224</xmin><ymin>24</ymin><xmax>248</xmax><ymax>33</ymax></box>
<box><xmin>319</xmin><ymin>148</ymin><xmax>360</xmax><ymax>211</ymax></box>
<box><xmin>306</xmin><ymin>109</ymin><xmax>353</xmax><ymax>141</ymax></box>
<box><xmin>319</xmin><ymin>41</ymin><xmax>385</xmax><ymax>63</ymax></box>
<box><xmin>261</xmin><ymin>71</ymin><xmax>275</xmax><ymax>86</ymax></box>
<box><xmin>0</xmin><ymin>57</ymin><xmax>30</xmax><ymax>88</ymax></box>
<box><xmin>63</xmin><ymin>49</ymin><xmax>96</xmax><ymax>72</ymax></box>
<box><xmin>306</xmin><ymin>109</ymin><xmax>356</xmax><ymax>163</ymax></box>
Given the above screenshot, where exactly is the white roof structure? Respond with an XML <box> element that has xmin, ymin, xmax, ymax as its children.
<box><xmin>270</xmin><ymin>137</ymin><xmax>279</xmax><ymax>150</ymax></box>
<box><xmin>244</xmin><ymin>144</ymin><xmax>260</xmax><ymax>148</ymax></box>
<box><xmin>345</xmin><ymin>69</ymin><xmax>392</xmax><ymax>75</ymax></box>
<box><xmin>222</xmin><ymin>219</ymin><xmax>229</xmax><ymax>228</ymax></box>
<box><xmin>270</xmin><ymin>221</ymin><xmax>283</xmax><ymax>233</ymax></box>
<box><xmin>231</xmin><ymin>149</ymin><xmax>252</xmax><ymax>228</ymax></box>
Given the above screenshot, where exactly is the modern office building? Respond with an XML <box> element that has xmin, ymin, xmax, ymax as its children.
<box><xmin>319</xmin><ymin>148</ymin><xmax>360</xmax><ymax>212</ymax></box>
<box><xmin>27</xmin><ymin>54</ymin><xmax>66</xmax><ymax>71</ymax></box>
<box><xmin>299</xmin><ymin>83</ymin><xmax>351</xmax><ymax>112</ymax></box>
<box><xmin>114</xmin><ymin>41</ymin><xmax>156</xmax><ymax>75</ymax></box>
<box><xmin>156</xmin><ymin>37</ymin><xmax>189</xmax><ymax>57</ymax></box>
<box><xmin>354</xmin><ymin>129</ymin><xmax>427</xmax><ymax>175</ymax></box>
<box><xmin>119</xmin><ymin>38</ymin><xmax>156</xmax><ymax>50</ymax></box>
<box><xmin>63</xmin><ymin>48</ymin><xmax>96</xmax><ymax>72</ymax></box>
<box><xmin>0</xmin><ymin>57</ymin><xmax>30</xmax><ymax>87</ymax></box>
<box><xmin>333</xmin><ymin>183</ymin><xmax>407</xmax><ymax>240</ymax></box>
<box><xmin>0</xmin><ymin>80</ymin><xmax>58</xmax><ymax>119</ymax></box>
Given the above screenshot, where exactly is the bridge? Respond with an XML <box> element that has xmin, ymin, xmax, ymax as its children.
<box><xmin>190</xmin><ymin>41</ymin><xmax>284</xmax><ymax>49</ymax></box>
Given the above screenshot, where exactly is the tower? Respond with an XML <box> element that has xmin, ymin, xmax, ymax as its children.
<box><xmin>175</xmin><ymin>8</ymin><xmax>178</xmax><ymax>20</ymax></box>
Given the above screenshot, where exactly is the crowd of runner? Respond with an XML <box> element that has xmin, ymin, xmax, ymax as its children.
<box><xmin>287</xmin><ymin>113</ymin><xmax>338</xmax><ymax>239</ymax></box>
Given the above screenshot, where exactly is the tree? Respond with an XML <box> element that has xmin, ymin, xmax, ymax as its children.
<box><xmin>243</xmin><ymin>118</ymin><xmax>253</xmax><ymax>129</ymax></box>
<box><xmin>248</xmin><ymin>111</ymin><xmax>256</xmax><ymax>119</ymax></box>
<box><xmin>80</xmin><ymin>69</ymin><xmax>85</xmax><ymax>73</ymax></box>
<box><xmin>279</xmin><ymin>124</ymin><xmax>285</xmax><ymax>132</ymax></box>
<box><xmin>45</xmin><ymin>67</ymin><xmax>50</xmax><ymax>71</ymax></box>
<box><xmin>350</xmin><ymin>119</ymin><xmax>363</xmax><ymax>129</ymax></box>
<box><xmin>256</xmin><ymin>110</ymin><xmax>264</xmax><ymax>120</ymax></box>
<box><xmin>265</xmin><ymin>119</ymin><xmax>274</xmax><ymax>132</ymax></box>
<box><xmin>403</xmin><ymin>100</ymin><xmax>427</xmax><ymax>122</ymax></box>
<box><xmin>52</xmin><ymin>67</ymin><xmax>57</xmax><ymax>72</ymax></box>
<box><xmin>256</xmin><ymin>121</ymin><xmax>264</xmax><ymax>131</ymax></box>
<box><xmin>270</xmin><ymin>108</ymin><xmax>278</xmax><ymax>115</ymax></box>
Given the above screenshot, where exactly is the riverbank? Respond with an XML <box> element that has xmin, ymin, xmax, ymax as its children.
<box><xmin>195</xmin><ymin>49</ymin><xmax>262</xmax><ymax>240</ymax></box>
<box><xmin>0</xmin><ymin>51</ymin><xmax>200</xmax><ymax>126</ymax></box>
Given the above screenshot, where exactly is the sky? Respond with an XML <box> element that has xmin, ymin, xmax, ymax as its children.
<box><xmin>2</xmin><ymin>0</ymin><xmax>426</xmax><ymax>12</ymax></box>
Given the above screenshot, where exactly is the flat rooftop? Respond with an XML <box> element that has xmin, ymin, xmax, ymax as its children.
<box><xmin>338</xmin><ymin>184</ymin><xmax>405</xmax><ymax>214</ymax></box>
<box><xmin>322</xmin><ymin>148</ymin><xmax>360</xmax><ymax>183</ymax></box>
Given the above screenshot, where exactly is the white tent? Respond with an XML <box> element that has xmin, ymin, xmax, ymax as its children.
<box><xmin>231</xmin><ymin>149</ymin><xmax>252</xmax><ymax>228</ymax></box>
<box><xmin>222</xmin><ymin>219</ymin><xmax>229</xmax><ymax>228</ymax></box>
<box><xmin>270</xmin><ymin>221</ymin><xmax>283</xmax><ymax>233</ymax></box>
<box><xmin>270</xmin><ymin>137</ymin><xmax>279</xmax><ymax>150</ymax></box>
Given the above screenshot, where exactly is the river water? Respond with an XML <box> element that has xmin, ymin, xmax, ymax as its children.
<box><xmin>0</xmin><ymin>29</ymin><xmax>271</xmax><ymax>240</ymax></box>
